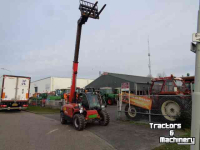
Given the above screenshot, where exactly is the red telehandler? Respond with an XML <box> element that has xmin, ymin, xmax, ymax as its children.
<box><xmin>60</xmin><ymin>0</ymin><xmax>109</xmax><ymax>131</ymax></box>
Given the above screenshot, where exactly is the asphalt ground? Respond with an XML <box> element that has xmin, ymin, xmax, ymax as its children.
<box><xmin>42</xmin><ymin>105</ymin><xmax>185</xmax><ymax>150</ymax></box>
<box><xmin>0</xmin><ymin>110</ymin><xmax>115</xmax><ymax>150</ymax></box>
<box><xmin>0</xmin><ymin>106</ymin><xmax>185</xmax><ymax>150</ymax></box>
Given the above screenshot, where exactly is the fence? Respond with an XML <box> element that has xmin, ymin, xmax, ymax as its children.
<box><xmin>29</xmin><ymin>99</ymin><xmax>64</xmax><ymax>109</ymax></box>
<box><xmin>117</xmin><ymin>93</ymin><xmax>192</xmax><ymax>126</ymax></box>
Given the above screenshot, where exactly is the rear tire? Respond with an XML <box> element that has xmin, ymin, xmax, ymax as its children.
<box><xmin>99</xmin><ymin>110</ymin><xmax>110</xmax><ymax>126</ymax></box>
<box><xmin>125</xmin><ymin>104</ymin><xmax>141</xmax><ymax>120</ymax></box>
<box><xmin>73</xmin><ymin>114</ymin><xmax>85</xmax><ymax>131</ymax></box>
<box><xmin>159</xmin><ymin>97</ymin><xmax>183</xmax><ymax>122</ymax></box>
<box><xmin>107</xmin><ymin>99</ymin><xmax>113</xmax><ymax>105</ymax></box>
<box><xmin>60</xmin><ymin>112</ymin><xmax>67</xmax><ymax>124</ymax></box>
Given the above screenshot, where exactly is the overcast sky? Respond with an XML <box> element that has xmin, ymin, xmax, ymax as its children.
<box><xmin>0</xmin><ymin>0</ymin><xmax>198</xmax><ymax>81</ymax></box>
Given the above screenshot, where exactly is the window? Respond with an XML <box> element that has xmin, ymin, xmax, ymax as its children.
<box><xmin>185</xmin><ymin>82</ymin><xmax>191</xmax><ymax>91</ymax></box>
<box><xmin>174</xmin><ymin>80</ymin><xmax>183</xmax><ymax>87</ymax></box>
<box><xmin>174</xmin><ymin>80</ymin><xmax>185</xmax><ymax>92</ymax></box>
<box><xmin>164</xmin><ymin>80</ymin><xmax>174</xmax><ymax>92</ymax></box>
<box><xmin>87</xmin><ymin>94</ymin><xmax>100</xmax><ymax>109</ymax></box>
<box><xmin>79</xmin><ymin>94</ymin><xmax>89</xmax><ymax>109</ymax></box>
<box><xmin>34</xmin><ymin>87</ymin><xmax>38</xmax><ymax>93</ymax></box>
<box><xmin>151</xmin><ymin>81</ymin><xmax>163</xmax><ymax>94</ymax></box>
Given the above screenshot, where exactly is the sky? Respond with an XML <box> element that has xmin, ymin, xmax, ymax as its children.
<box><xmin>0</xmin><ymin>0</ymin><xmax>198</xmax><ymax>81</ymax></box>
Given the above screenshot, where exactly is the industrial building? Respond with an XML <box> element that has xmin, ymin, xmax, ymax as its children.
<box><xmin>86</xmin><ymin>72</ymin><xmax>151</xmax><ymax>95</ymax></box>
<box><xmin>30</xmin><ymin>77</ymin><xmax>93</xmax><ymax>96</ymax></box>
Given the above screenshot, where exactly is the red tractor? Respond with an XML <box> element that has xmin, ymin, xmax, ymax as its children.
<box><xmin>125</xmin><ymin>75</ymin><xmax>191</xmax><ymax>122</ymax></box>
<box><xmin>60</xmin><ymin>1</ymin><xmax>109</xmax><ymax>131</ymax></box>
<box><xmin>150</xmin><ymin>75</ymin><xmax>191</xmax><ymax>122</ymax></box>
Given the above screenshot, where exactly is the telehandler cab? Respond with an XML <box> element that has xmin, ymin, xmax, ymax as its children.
<box><xmin>60</xmin><ymin>0</ymin><xmax>109</xmax><ymax>131</ymax></box>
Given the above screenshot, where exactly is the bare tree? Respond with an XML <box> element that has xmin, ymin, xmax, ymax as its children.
<box><xmin>147</xmin><ymin>74</ymin><xmax>153</xmax><ymax>78</ymax></box>
<box><xmin>157</xmin><ymin>72</ymin><xmax>166</xmax><ymax>78</ymax></box>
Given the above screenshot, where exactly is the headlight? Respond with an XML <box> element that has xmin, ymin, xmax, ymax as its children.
<box><xmin>78</xmin><ymin>103</ymin><xmax>82</xmax><ymax>108</ymax></box>
<box><xmin>101</xmin><ymin>105</ymin><xmax>105</xmax><ymax>109</ymax></box>
<box><xmin>79</xmin><ymin>107</ymin><xmax>83</xmax><ymax>113</ymax></box>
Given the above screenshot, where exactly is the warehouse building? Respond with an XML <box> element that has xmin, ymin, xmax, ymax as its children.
<box><xmin>30</xmin><ymin>77</ymin><xmax>93</xmax><ymax>96</ymax></box>
<box><xmin>86</xmin><ymin>72</ymin><xmax>151</xmax><ymax>95</ymax></box>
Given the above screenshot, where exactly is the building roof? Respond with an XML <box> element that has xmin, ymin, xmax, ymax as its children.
<box><xmin>31</xmin><ymin>76</ymin><xmax>94</xmax><ymax>83</ymax></box>
<box><xmin>104</xmin><ymin>72</ymin><xmax>151</xmax><ymax>84</ymax></box>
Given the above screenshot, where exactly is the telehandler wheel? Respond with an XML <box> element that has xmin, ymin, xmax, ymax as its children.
<box><xmin>125</xmin><ymin>104</ymin><xmax>141</xmax><ymax>121</ymax></box>
<box><xmin>159</xmin><ymin>97</ymin><xmax>183</xmax><ymax>122</ymax></box>
<box><xmin>73</xmin><ymin>114</ymin><xmax>85</xmax><ymax>131</ymax></box>
<box><xmin>60</xmin><ymin>112</ymin><xmax>67</xmax><ymax>124</ymax></box>
<box><xmin>99</xmin><ymin>110</ymin><xmax>110</xmax><ymax>126</ymax></box>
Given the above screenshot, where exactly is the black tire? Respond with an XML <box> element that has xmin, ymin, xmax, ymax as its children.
<box><xmin>99</xmin><ymin>110</ymin><xmax>110</xmax><ymax>126</ymax></box>
<box><xmin>60</xmin><ymin>112</ymin><xmax>67</xmax><ymax>124</ymax></box>
<box><xmin>159</xmin><ymin>96</ymin><xmax>183</xmax><ymax>122</ymax></box>
<box><xmin>125</xmin><ymin>104</ymin><xmax>142</xmax><ymax>120</ymax></box>
<box><xmin>73</xmin><ymin>114</ymin><xmax>85</xmax><ymax>131</ymax></box>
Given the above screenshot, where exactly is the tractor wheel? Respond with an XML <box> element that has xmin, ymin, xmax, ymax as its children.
<box><xmin>99</xmin><ymin>110</ymin><xmax>110</xmax><ymax>126</ymax></box>
<box><xmin>159</xmin><ymin>97</ymin><xmax>183</xmax><ymax>122</ymax></box>
<box><xmin>125</xmin><ymin>104</ymin><xmax>141</xmax><ymax>120</ymax></box>
<box><xmin>107</xmin><ymin>99</ymin><xmax>113</xmax><ymax>105</ymax></box>
<box><xmin>60</xmin><ymin>112</ymin><xmax>67</xmax><ymax>124</ymax></box>
<box><xmin>73</xmin><ymin>114</ymin><xmax>85</xmax><ymax>131</ymax></box>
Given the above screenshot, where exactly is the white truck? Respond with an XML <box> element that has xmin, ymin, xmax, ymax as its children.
<box><xmin>0</xmin><ymin>75</ymin><xmax>31</xmax><ymax>110</ymax></box>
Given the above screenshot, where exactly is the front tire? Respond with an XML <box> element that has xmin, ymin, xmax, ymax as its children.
<box><xmin>60</xmin><ymin>112</ymin><xmax>67</xmax><ymax>124</ymax></box>
<box><xmin>73</xmin><ymin>114</ymin><xmax>85</xmax><ymax>131</ymax></box>
<box><xmin>159</xmin><ymin>97</ymin><xmax>182</xmax><ymax>122</ymax></box>
<box><xmin>99</xmin><ymin>110</ymin><xmax>110</xmax><ymax>126</ymax></box>
<box><xmin>125</xmin><ymin>104</ymin><xmax>141</xmax><ymax>120</ymax></box>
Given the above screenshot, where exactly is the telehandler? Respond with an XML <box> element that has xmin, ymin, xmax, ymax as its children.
<box><xmin>60</xmin><ymin>0</ymin><xmax>109</xmax><ymax>131</ymax></box>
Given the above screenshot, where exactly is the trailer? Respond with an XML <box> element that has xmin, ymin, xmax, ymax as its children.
<box><xmin>0</xmin><ymin>75</ymin><xmax>31</xmax><ymax>110</ymax></box>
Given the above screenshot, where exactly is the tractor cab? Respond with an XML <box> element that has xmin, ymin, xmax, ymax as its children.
<box><xmin>114</xmin><ymin>88</ymin><xmax>121</xmax><ymax>94</ymax></box>
<box><xmin>150</xmin><ymin>75</ymin><xmax>189</xmax><ymax>95</ymax></box>
<box><xmin>100</xmin><ymin>87</ymin><xmax>117</xmax><ymax>105</ymax></box>
<box><xmin>85</xmin><ymin>87</ymin><xmax>96</xmax><ymax>92</ymax></box>
<box><xmin>78</xmin><ymin>92</ymin><xmax>102</xmax><ymax>110</ymax></box>
<box><xmin>100</xmin><ymin>87</ymin><xmax>113</xmax><ymax>95</ymax></box>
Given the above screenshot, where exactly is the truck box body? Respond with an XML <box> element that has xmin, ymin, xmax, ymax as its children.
<box><xmin>0</xmin><ymin>75</ymin><xmax>31</xmax><ymax>110</ymax></box>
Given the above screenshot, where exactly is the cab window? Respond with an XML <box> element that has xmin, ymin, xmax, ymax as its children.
<box><xmin>79</xmin><ymin>94</ymin><xmax>89</xmax><ymax>109</ymax></box>
<box><xmin>151</xmin><ymin>81</ymin><xmax>163</xmax><ymax>94</ymax></box>
<box><xmin>163</xmin><ymin>80</ymin><xmax>174</xmax><ymax>92</ymax></box>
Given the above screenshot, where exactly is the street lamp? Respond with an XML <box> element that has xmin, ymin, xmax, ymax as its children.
<box><xmin>1</xmin><ymin>68</ymin><xmax>12</xmax><ymax>75</ymax></box>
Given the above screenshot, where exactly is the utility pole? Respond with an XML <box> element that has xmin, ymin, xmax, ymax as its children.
<box><xmin>190</xmin><ymin>1</ymin><xmax>200</xmax><ymax>149</ymax></box>
<box><xmin>148</xmin><ymin>36</ymin><xmax>152</xmax><ymax>78</ymax></box>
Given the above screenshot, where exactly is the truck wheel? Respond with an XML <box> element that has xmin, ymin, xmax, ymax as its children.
<box><xmin>107</xmin><ymin>99</ymin><xmax>113</xmax><ymax>105</ymax></box>
<box><xmin>159</xmin><ymin>97</ymin><xmax>182</xmax><ymax>122</ymax></box>
<box><xmin>60</xmin><ymin>112</ymin><xmax>67</xmax><ymax>124</ymax></box>
<box><xmin>73</xmin><ymin>114</ymin><xmax>85</xmax><ymax>131</ymax></box>
<box><xmin>125</xmin><ymin>104</ymin><xmax>141</xmax><ymax>120</ymax></box>
<box><xmin>99</xmin><ymin>110</ymin><xmax>110</xmax><ymax>126</ymax></box>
